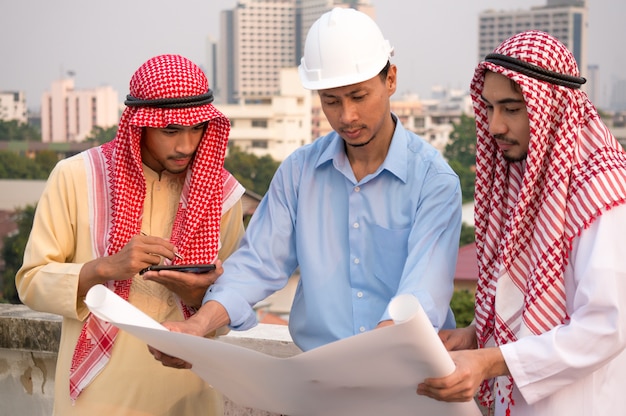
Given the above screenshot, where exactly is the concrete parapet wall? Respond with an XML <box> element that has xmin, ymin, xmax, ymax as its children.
<box><xmin>0</xmin><ymin>304</ymin><xmax>300</xmax><ymax>416</ymax></box>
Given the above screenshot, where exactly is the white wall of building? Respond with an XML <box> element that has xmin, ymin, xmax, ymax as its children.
<box><xmin>0</xmin><ymin>91</ymin><xmax>28</xmax><ymax>124</ymax></box>
<box><xmin>221</xmin><ymin>67</ymin><xmax>312</xmax><ymax>161</ymax></box>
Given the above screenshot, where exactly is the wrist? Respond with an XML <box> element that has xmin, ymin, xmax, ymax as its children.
<box><xmin>193</xmin><ymin>300</ymin><xmax>231</xmax><ymax>336</ymax></box>
<box><xmin>481</xmin><ymin>347</ymin><xmax>510</xmax><ymax>379</ymax></box>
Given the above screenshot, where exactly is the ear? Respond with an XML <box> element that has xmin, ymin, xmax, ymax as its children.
<box><xmin>386</xmin><ymin>64</ymin><xmax>397</xmax><ymax>96</ymax></box>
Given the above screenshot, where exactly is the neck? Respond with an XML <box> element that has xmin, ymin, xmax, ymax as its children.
<box><xmin>346</xmin><ymin>114</ymin><xmax>396</xmax><ymax>181</ymax></box>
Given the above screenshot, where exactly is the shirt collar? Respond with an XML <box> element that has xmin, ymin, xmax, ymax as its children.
<box><xmin>316</xmin><ymin>114</ymin><xmax>408</xmax><ymax>183</ymax></box>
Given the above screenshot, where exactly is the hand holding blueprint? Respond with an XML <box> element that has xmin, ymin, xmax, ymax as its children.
<box><xmin>85</xmin><ymin>285</ymin><xmax>481</xmax><ymax>416</ymax></box>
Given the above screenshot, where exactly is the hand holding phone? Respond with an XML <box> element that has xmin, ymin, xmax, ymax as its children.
<box><xmin>139</xmin><ymin>264</ymin><xmax>216</xmax><ymax>275</ymax></box>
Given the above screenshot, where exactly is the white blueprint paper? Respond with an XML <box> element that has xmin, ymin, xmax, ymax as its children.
<box><xmin>85</xmin><ymin>285</ymin><xmax>481</xmax><ymax>416</ymax></box>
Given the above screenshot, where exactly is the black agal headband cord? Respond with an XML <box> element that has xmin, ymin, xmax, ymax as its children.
<box><xmin>124</xmin><ymin>90</ymin><xmax>214</xmax><ymax>108</ymax></box>
<box><xmin>485</xmin><ymin>53</ymin><xmax>586</xmax><ymax>89</ymax></box>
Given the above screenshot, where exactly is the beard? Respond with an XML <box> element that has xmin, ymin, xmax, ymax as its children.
<box><xmin>503</xmin><ymin>152</ymin><xmax>527</xmax><ymax>163</ymax></box>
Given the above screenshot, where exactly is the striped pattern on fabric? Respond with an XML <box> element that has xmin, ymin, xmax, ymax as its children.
<box><xmin>470</xmin><ymin>31</ymin><xmax>626</xmax><ymax>412</ymax></box>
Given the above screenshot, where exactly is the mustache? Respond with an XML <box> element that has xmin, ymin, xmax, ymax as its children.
<box><xmin>493</xmin><ymin>134</ymin><xmax>517</xmax><ymax>145</ymax></box>
<box><xmin>339</xmin><ymin>124</ymin><xmax>366</xmax><ymax>132</ymax></box>
<box><xmin>170</xmin><ymin>153</ymin><xmax>194</xmax><ymax>159</ymax></box>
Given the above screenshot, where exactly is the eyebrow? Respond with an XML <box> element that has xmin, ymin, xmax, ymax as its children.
<box><xmin>320</xmin><ymin>87</ymin><xmax>366</xmax><ymax>99</ymax></box>
<box><xmin>164</xmin><ymin>122</ymin><xmax>207</xmax><ymax>129</ymax></box>
<box><xmin>480</xmin><ymin>95</ymin><xmax>525</xmax><ymax>105</ymax></box>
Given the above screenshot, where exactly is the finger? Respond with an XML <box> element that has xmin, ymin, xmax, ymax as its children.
<box><xmin>139</xmin><ymin>236</ymin><xmax>179</xmax><ymax>260</ymax></box>
<box><xmin>148</xmin><ymin>346</ymin><xmax>163</xmax><ymax>360</ymax></box>
<box><xmin>158</xmin><ymin>354</ymin><xmax>192</xmax><ymax>369</ymax></box>
<box><xmin>171</xmin><ymin>359</ymin><xmax>192</xmax><ymax>369</ymax></box>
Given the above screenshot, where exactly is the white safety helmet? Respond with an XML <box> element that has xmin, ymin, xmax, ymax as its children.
<box><xmin>298</xmin><ymin>7</ymin><xmax>394</xmax><ymax>90</ymax></box>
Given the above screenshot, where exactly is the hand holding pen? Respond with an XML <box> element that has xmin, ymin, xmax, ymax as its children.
<box><xmin>140</xmin><ymin>231</ymin><xmax>184</xmax><ymax>261</ymax></box>
<box><xmin>78</xmin><ymin>231</ymin><xmax>185</xmax><ymax>297</ymax></box>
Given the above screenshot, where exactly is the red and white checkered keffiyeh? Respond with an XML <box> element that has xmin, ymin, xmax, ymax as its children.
<box><xmin>471</xmin><ymin>31</ymin><xmax>626</xmax><ymax>412</ymax></box>
<box><xmin>69</xmin><ymin>54</ymin><xmax>243</xmax><ymax>401</ymax></box>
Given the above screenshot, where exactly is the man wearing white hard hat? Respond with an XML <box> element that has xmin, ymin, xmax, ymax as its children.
<box><xmin>152</xmin><ymin>7</ymin><xmax>462</xmax><ymax>357</ymax></box>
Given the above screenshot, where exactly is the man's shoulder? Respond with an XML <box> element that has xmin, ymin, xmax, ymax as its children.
<box><xmin>51</xmin><ymin>152</ymin><xmax>86</xmax><ymax>175</ymax></box>
<box><xmin>399</xmin><ymin>129</ymin><xmax>454</xmax><ymax>173</ymax></box>
<box><xmin>283</xmin><ymin>132</ymin><xmax>338</xmax><ymax>165</ymax></box>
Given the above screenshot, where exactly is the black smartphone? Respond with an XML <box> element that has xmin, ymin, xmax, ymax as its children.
<box><xmin>139</xmin><ymin>264</ymin><xmax>216</xmax><ymax>275</ymax></box>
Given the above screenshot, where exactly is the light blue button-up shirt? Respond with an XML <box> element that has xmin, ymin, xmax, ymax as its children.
<box><xmin>205</xmin><ymin>118</ymin><xmax>462</xmax><ymax>351</ymax></box>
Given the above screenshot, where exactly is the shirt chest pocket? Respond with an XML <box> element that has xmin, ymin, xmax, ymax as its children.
<box><xmin>368</xmin><ymin>224</ymin><xmax>410</xmax><ymax>292</ymax></box>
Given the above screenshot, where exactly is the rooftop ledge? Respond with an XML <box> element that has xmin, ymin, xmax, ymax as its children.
<box><xmin>0</xmin><ymin>303</ymin><xmax>300</xmax><ymax>416</ymax></box>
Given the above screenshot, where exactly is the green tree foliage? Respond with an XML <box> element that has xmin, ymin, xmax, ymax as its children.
<box><xmin>35</xmin><ymin>150</ymin><xmax>61</xmax><ymax>175</ymax></box>
<box><xmin>85</xmin><ymin>125</ymin><xmax>117</xmax><ymax>145</ymax></box>
<box><xmin>224</xmin><ymin>145</ymin><xmax>280</xmax><ymax>196</ymax></box>
<box><xmin>0</xmin><ymin>151</ymin><xmax>49</xmax><ymax>179</ymax></box>
<box><xmin>0</xmin><ymin>119</ymin><xmax>41</xmax><ymax>141</ymax></box>
<box><xmin>445</xmin><ymin>114</ymin><xmax>477</xmax><ymax>203</ymax></box>
<box><xmin>459</xmin><ymin>223</ymin><xmax>475</xmax><ymax>246</ymax></box>
<box><xmin>1</xmin><ymin>205</ymin><xmax>35</xmax><ymax>303</ymax></box>
<box><xmin>445</xmin><ymin>115</ymin><xmax>479</xmax><ymax>324</ymax></box>
<box><xmin>450</xmin><ymin>289</ymin><xmax>475</xmax><ymax>328</ymax></box>
<box><xmin>448</xmin><ymin>160</ymin><xmax>476</xmax><ymax>204</ymax></box>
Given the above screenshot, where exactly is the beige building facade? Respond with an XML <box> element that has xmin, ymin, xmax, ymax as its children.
<box><xmin>40</xmin><ymin>78</ymin><xmax>119</xmax><ymax>143</ymax></box>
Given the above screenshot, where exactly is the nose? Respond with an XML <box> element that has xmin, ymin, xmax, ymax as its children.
<box><xmin>340</xmin><ymin>101</ymin><xmax>359</xmax><ymax>125</ymax></box>
<box><xmin>175</xmin><ymin>129</ymin><xmax>200</xmax><ymax>155</ymax></box>
<box><xmin>488</xmin><ymin>109</ymin><xmax>507</xmax><ymax>137</ymax></box>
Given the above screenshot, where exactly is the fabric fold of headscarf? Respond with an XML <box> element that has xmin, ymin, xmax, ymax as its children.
<box><xmin>470</xmin><ymin>31</ymin><xmax>626</xmax><ymax>411</ymax></box>
<box><xmin>69</xmin><ymin>54</ymin><xmax>244</xmax><ymax>401</ymax></box>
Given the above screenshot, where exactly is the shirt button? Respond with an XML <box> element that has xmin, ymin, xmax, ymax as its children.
<box><xmin>354</xmin><ymin>186</ymin><xmax>361</xmax><ymax>192</ymax></box>
<box><xmin>357</xmin><ymin>291</ymin><xmax>363</xmax><ymax>298</ymax></box>
<box><xmin>359</xmin><ymin>326</ymin><xmax>366</xmax><ymax>332</ymax></box>
<box><xmin>354</xmin><ymin>258</ymin><xmax>360</xmax><ymax>264</ymax></box>
<box><xmin>353</xmin><ymin>222</ymin><xmax>359</xmax><ymax>229</ymax></box>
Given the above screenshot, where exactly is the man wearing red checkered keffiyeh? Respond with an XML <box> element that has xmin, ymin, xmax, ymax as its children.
<box><xmin>418</xmin><ymin>31</ymin><xmax>626</xmax><ymax>415</ymax></box>
<box><xmin>16</xmin><ymin>54</ymin><xmax>245</xmax><ymax>415</ymax></box>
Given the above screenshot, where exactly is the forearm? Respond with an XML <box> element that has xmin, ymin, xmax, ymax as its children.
<box><xmin>77</xmin><ymin>258</ymin><xmax>111</xmax><ymax>298</ymax></box>
<box><xmin>183</xmin><ymin>300</ymin><xmax>231</xmax><ymax>337</ymax></box>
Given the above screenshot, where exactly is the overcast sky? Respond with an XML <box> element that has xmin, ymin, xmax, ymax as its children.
<box><xmin>1</xmin><ymin>0</ymin><xmax>624</xmax><ymax>111</ymax></box>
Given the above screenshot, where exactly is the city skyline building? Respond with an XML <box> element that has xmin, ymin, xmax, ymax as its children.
<box><xmin>0</xmin><ymin>91</ymin><xmax>27</xmax><ymax>124</ymax></box>
<box><xmin>40</xmin><ymin>78</ymin><xmax>119</xmax><ymax>143</ymax></box>
<box><xmin>478</xmin><ymin>0</ymin><xmax>588</xmax><ymax>89</ymax></box>
<box><xmin>221</xmin><ymin>67</ymin><xmax>312</xmax><ymax>160</ymax></box>
<box><xmin>217</xmin><ymin>0</ymin><xmax>297</xmax><ymax>104</ymax></box>
<box><xmin>610</xmin><ymin>79</ymin><xmax>626</xmax><ymax>112</ymax></box>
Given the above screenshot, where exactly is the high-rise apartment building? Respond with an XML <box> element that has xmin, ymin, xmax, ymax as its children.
<box><xmin>41</xmin><ymin>78</ymin><xmax>119</xmax><ymax>143</ymax></box>
<box><xmin>478</xmin><ymin>0</ymin><xmax>587</xmax><ymax>78</ymax></box>
<box><xmin>0</xmin><ymin>91</ymin><xmax>27</xmax><ymax>124</ymax></box>
<box><xmin>217</xmin><ymin>0</ymin><xmax>297</xmax><ymax>104</ymax></box>
<box><xmin>215</xmin><ymin>0</ymin><xmax>373</xmax><ymax>104</ymax></box>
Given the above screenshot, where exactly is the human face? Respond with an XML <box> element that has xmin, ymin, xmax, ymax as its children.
<box><xmin>318</xmin><ymin>65</ymin><xmax>397</xmax><ymax>149</ymax></box>
<box><xmin>141</xmin><ymin>122</ymin><xmax>207</xmax><ymax>174</ymax></box>
<box><xmin>481</xmin><ymin>71</ymin><xmax>530</xmax><ymax>162</ymax></box>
